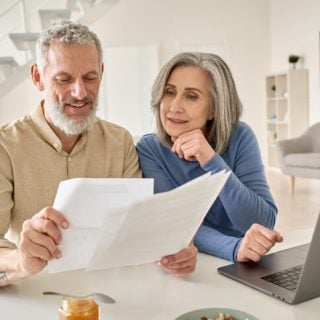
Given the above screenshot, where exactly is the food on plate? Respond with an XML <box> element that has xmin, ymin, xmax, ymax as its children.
<box><xmin>200</xmin><ymin>313</ymin><xmax>236</xmax><ymax>320</ymax></box>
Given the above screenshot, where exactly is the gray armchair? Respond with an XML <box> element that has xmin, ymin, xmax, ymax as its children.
<box><xmin>276</xmin><ymin>122</ymin><xmax>320</xmax><ymax>193</ymax></box>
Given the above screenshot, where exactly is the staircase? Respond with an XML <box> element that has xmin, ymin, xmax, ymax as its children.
<box><xmin>0</xmin><ymin>0</ymin><xmax>119</xmax><ymax>97</ymax></box>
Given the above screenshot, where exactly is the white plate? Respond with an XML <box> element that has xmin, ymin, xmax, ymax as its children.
<box><xmin>175</xmin><ymin>307</ymin><xmax>258</xmax><ymax>320</ymax></box>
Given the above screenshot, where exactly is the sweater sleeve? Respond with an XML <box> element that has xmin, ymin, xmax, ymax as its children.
<box><xmin>194</xmin><ymin>125</ymin><xmax>277</xmax><ymax>261</ymax></box>
<box><xmin>194</xmin><ymin>225</ymin><xmax>242</xmax><ymax>261</ymax></box>
<box><xmin>202</xmin><ymin>125</ymin><xmax>277</xmax><ymax>233</ymax></box>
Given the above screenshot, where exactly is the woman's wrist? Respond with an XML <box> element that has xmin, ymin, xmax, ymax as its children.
<box><xmin>199</xmin><ymin>150</ymin><xmax>215</xmax><ymax>167</ymax></box>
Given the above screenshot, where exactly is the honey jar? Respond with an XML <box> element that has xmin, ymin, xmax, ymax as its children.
<box><xmin>59</xmin><ymin>295</ymin><xmax>99</xmax><ymax>320</ymax></box>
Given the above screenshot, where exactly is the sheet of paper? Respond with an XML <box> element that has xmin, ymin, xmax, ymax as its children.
<box><xmin>48</xmin><ymin>178</ymin><xmax>153</xmax><ymax>273</ymax></box>
<box><xmin>48</xmin><ymin>171</ymin><xmax>230</xmax><ymax>273</ymax></box>
<box><xmin>87</xmin><ymin>170</ymin><xmax>231</xmax><ymax>270</ymax></box>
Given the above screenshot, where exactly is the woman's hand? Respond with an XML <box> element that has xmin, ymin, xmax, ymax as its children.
<box><xmin>158</xmin><ymin>242</ymin><xmax>198</xmax><ymax>277</ymax></box>
<box><xmin>171</xmin><ymin>129</ymin><xmax>215</xmax><ymax>166</ymax></box>
<box><xmin>237</xmin><ymin>224</ymin><xmax>283</xmax><ymax>263</ymax></box>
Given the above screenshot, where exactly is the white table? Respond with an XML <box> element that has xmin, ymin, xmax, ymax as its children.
<box><xmin>0</xmin><ymin>229</ymin><xmax>319</xmax><ymax>320</ymax></box>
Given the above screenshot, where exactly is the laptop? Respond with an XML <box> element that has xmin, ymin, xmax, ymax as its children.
<box><xmin>217</xmin><ymin>213</ymin><xmax>320</xmax><ymax>304</ymax></box>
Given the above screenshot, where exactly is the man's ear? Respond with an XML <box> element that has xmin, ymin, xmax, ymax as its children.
<box><xmin>30</xmin><ymin>64</ymin><xmax>44</xmax><ymax>91</ymax></box>
<box><xmin>101</xmin><ymin>62</ymin><xmax>104</xmax><ymax>75</ymax></box>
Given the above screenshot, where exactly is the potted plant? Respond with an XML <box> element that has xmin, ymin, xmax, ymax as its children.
<box><xmin>288</xmin><ymin>55</ymin><xmax>300</xmax><ymax>69</ymax></box>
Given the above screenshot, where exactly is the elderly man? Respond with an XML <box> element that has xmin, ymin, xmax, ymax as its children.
<box><xmin>0</xmin><ymin>21</ymin><xmax>197</xmax><ymax>286</ymax></box>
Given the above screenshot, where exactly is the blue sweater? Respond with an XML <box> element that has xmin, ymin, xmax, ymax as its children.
<box><xmin>136</xmin><ymin>122</ymin><xmax>277</xmax><ymax>261</ymax></box>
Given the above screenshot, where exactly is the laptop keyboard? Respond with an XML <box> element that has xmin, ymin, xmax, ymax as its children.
<box><xmin>261</xmin><ymin>264</ymin><xmax>303</xmax><ymax>291</ymax></box>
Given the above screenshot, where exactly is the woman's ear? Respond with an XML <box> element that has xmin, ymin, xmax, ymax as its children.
<box><xmin>208</xmin><ymin>111</ymin><xmax>214</xmax><ymax>121</ymax></box>
<box><xmin>30</xmin><ymin>64</ymin><xmax>44</xmax><ymax>91</ymax></box>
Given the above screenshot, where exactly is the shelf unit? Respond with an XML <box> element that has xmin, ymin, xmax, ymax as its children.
<box><xmin>266</xmin><ymin>69</ymin><xmax>309</xmax><ymax>167</ymax></box>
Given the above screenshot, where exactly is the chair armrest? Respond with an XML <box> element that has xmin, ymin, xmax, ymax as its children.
<box><xmin>276</xmin><ymin>135</ymin><xmax>311</xmax><ymax>157</ymax></box>
<box><xmin>276</xmin><ymin>135</ymin><xmax>312</xmax><ymax>169</ymax></box>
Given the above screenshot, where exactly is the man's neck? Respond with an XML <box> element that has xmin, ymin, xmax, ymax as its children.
<box><xmin>50</xmin><ymin>123</ymin><xmax>80</xmax><ymax>154</ymax></box>
<box><xmin>59</xmin><ymin>132</ymin><xmax>81</xmax><ymax>154</ymax></box>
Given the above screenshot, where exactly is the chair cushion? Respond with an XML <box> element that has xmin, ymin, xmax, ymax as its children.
<box><xmin>284</xmin><ymin>153</ymin><xmax>320</xmax><ymax>169</ymax></box>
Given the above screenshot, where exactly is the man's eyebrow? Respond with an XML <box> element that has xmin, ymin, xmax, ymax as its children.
<box><xmin>53</xmin><ymin>72</ymin><xmax>71</xmax><ymax>78</ymax></box>
<box><xmin>53</xmin><ymin>70</ymin><xmax>99</xmax><ymax>77</ymax></box>
<box><xmin>84</xmin><ymin>71</ymin><xmax>99</xmax><ymax>76</ymax></box>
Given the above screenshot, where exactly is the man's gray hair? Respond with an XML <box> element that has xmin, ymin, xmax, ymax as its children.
<box><xmin>36</xmin><ymin>20</ymin><xmax>103</xmax><ymax>69</ymax></box>
<box><xmin>151</xmin><ymin>52</ymin><xmax>243</xmax><ymax>154</ymax></box>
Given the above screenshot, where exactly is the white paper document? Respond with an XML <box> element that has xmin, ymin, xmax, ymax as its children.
<box><xmin>48</xmin><ymin>171</ymin><xmax>230</xmax><ymax>273</ymax></box>
<box><xmin>48</xmin><ymin>178</ymin><xmax>154</xmax><ymax>273</ymax></box>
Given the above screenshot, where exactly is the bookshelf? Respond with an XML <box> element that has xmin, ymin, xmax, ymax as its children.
<box><xmin>266</xmin><ymin>69</ymin><xmax>309</xmax><ymax>167</ymax></box>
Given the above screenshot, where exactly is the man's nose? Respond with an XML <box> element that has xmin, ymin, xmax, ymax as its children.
<box><xmin>70</xmin><ymin>79</ymin><xmax>87</xmax><ymax>99</ymax></box>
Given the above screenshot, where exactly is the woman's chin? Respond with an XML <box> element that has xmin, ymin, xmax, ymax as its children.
<box><xmin>165</xmin><ymin>127</ymin><xmax>186</xmax><ymax>138</ymax></box>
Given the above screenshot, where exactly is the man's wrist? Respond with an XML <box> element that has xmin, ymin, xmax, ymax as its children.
<box><xmin>0</xmin><ymin>248</ymin><xmax>29</xmax><ymax>286</ymax></box>
<box><xmin>0</xmin><ymin>271</ymin><xmax>9</xmax><ymax>286</ymax></box>
<box><xmin>0</xmin><ymin>268</ymin><xmax>27</xmax><ymax>286</ymax></box>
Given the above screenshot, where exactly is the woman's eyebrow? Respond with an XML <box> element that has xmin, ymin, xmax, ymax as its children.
<box><xmin>185</xmin><ymin>87</ymin><xmax>204</xmax><ymax>94</ymax></box>
<box><xmin>166</xmin><ymin>83</ymin><xmax>203</xmax><ymax>93</ymax></box>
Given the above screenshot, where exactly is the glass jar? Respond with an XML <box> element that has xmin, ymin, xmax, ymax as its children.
<box><xmin>59</xmin><ymin>295</ymin><xmax>99</xmax><ymax>320</ymax></box>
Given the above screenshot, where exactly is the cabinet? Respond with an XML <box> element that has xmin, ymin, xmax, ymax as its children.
<box><xmin>266</xmin><ymin>69</ymin><xmax>309</xmax><ymax>167</ymax></box>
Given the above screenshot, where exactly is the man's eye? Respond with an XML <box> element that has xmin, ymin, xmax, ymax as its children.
<box><xmin>85</xmin><ymin>77</ymin><xmax>98</xmax><ymax>82</ymax></box>
<box><xmin>84</xmin><ymin>73</ymin><xmax>99</xmax><ymax>82</ymax></box>
<box><xmin>57</xmin><ymin>78</ymin><xmax>71</xmax><ymax>84</ymax></box>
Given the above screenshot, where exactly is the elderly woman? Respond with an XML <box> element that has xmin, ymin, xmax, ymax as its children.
<box><xmin>137</xmin><ymin>52</ymin><xmax>282</xmax><ymax>263</ymax></box>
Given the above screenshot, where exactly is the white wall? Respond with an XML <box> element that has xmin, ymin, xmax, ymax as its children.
<box><xmin>0</xmin><ymin>73</ymin><xmax>41</xmax><ymax>122</ymax></box>
<box><xmin>102</xmin><ymin>45</ymin><xmax>159</xmax><ymax>136</ymax></box>
<box><xmin>270</xmin><ymin>0</ymin><xmax>320</xmax><ymax>124</ymax></box>
<box><xmin>0</xmin><ymin>0</ymin><xmax>270</xmax><ymax>159</ymax></box>
<box><xmin>92</xmin><ymin>0</ymin><xmax>270</xmax><ymax>159</ymax></box>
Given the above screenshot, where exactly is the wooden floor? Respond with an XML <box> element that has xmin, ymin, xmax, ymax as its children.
<box><xmin>267</xmin><ymin>169</ymin><xmax>320</xmax><ymax>232</ymax></box>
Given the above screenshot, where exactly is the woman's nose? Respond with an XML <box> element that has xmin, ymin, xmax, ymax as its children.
<box><xmin>170</xmin><ymin>96</ymin><xmax>184</xmax><ymax>112</ymax></box>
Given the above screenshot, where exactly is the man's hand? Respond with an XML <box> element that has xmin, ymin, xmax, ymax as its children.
<box><xmin>237</xmin><ymin>224</ymin><xmax>283</xmax><ymax>263</ymax></box>
<box><xmin>171</xmin><ymin>129</ymin><xmax>215</xmax><ymax>167</ymax></box>
<box><xmin>158</xmin><ymin>243</ymin><xmax>198</xmax><ymax>277</ymax></box>
<box><xmin>18</xmin><ymin>207</ymin><xmax>69</xmax><ymax>277</ymax></box>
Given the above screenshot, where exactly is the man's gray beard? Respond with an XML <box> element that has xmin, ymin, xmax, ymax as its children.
<box><xmin>45</xmin><ymin>99</ymin><xmax>98</xmax><ymax>136</ymax></box>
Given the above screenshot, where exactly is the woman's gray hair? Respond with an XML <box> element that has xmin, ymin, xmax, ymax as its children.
<box><xmin>152</xmin><ymin>52</ymin><xmax>242</xmax><ymax>154</ymax></box>
<box><xmin>36</xmin><ymin>20</ymin><xmax>103</xmax><ymax>70</ymax></box>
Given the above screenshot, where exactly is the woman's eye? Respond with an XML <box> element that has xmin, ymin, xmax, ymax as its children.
<box><xmin>165</xmin><ymin>89</ymin><xmax>175</xmax><ymax>96</ymax></box>
<box><xmin>187</xmin><ymin>94</ymin><xmax>197</xmax><ymax>100</ymax></box>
